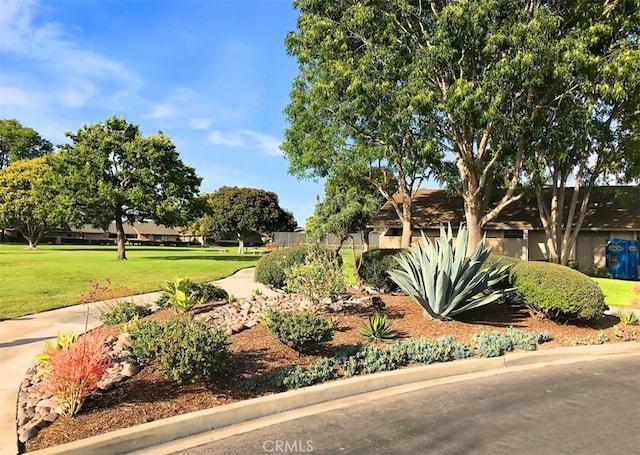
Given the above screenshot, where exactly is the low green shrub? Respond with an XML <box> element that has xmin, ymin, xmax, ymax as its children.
<box><xmin>267</xmin><ymin>357</ymin><xmax>337</xmax><ymax>389</ymax></box>
<box><xmin>99</xmin><ymin>300</ymin><xmax>151</xmax><ymax>326</ymax></box>
<box><xmin>583</xmin><ymin>265</ymin><xmax>612</xmax><ymax>278</ymax></box>
<box><xmin>285</xmin><ymin>249</ymin><xmax>346</xmax><ymax>304</ymax></box>
<box><xmin>155</xmin><ymin>280</ymin><xmax>227</xmax><ymax>309</ymax></box>
<box><xmin>337</xmin><ymin>336</ymin><xmax>474</xmax><ymax>377</ymax></box>
<box><xmin>358</xmin><ymin>248</ymin><xmax>402</xmax><ymax>292</ymax></box>
<box><xmin>510</xmin><ymin>261</ymin><xmax>607</xmax><ymax>322</ymax></box>
<box><xmin>261</xmin><ymin>307</ymin><xmax>335</xmax><ymax>354</ymax></box>
<box><xmin>254</xmin><ymin>245</ymin><xmax>316</xmax><ymax>289</ymax></box>
<box><xmin>569</xmin><ymin>332</ymin><xmax>610</xmax><ymax>346</ymax></box>
<box><xmin>473</xmin><ymin>328</ymin><xmax>552</xmax><ymax>357</ymax></box>
<box><xmin>127</xmin><ymin>317</ymin><xmax>230</xmax><ymax>383</ymax></box>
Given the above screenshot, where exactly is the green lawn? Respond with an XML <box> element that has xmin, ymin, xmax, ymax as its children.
<box><xmin>0</xmin><ymin>244</ymin><xmax>259</xmax><ymax>320</ymax></box>
<box><xmin>592</xmin><ymin>277</ymin><xmax>639</xmax><ymax>308</ymax></box>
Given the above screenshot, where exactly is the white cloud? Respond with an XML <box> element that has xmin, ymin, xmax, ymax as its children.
<box><xmin>0</xmin><ymin>86</ymin><xmax>36</xmax><ymax>108</ymax></box>
<box><xmin>0</xmin><ymin>0</ymin><xmax>141</xmax><ymax>113</ymax></box>
<box><xmin>150</xmin><ymin>104</ymin><xmax>175</xmax><ymax>120</ymax></box>
<box><xmin>189</xmin><ymin>118</ymin><xmax>212</xmax><ymax>130</ymax></box>
<box><xmin>206</xmin><ymin>129</ymin><xmax>283</xmax><ymax>156</ymax></box>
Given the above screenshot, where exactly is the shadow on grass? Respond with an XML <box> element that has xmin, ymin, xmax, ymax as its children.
<box><xmin>144</xmin><ymin>255</ymin><xmax>259</xmax><ymax>262</ymax></box>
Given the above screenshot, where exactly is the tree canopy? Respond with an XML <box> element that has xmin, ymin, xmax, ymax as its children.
<box><xmin>284</xmin><ymin>0</ymin><xmax>639</xmax><ymax>250</ymax></box>
<box><xmin>0</xmin><ymin>156</ymin><xmax>65</xmax><ymax>248</ymax></box>
<box><xmin>201</xmin><ymin>187</ymin><xmax>297</xmax><ymax>253</ymax></box>
<box><xmin>283</xmin><ymin>0</ymin><xmax>442</xmax><ymax>247</ymax></box>
<box><xmin>52</xmin><ymin>116</ymin><xmax>201</xmax><ymax>260</ymax></box>
<box><xmin>0</xmin><ymin>119</ymin><xmax>53</xmax><ymax>169</ymax></box>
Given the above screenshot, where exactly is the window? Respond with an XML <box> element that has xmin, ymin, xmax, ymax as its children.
<box><xmin>504</xmin><ymin>230</ymin><xmax>524</xmax><ymax>239</ymax></box>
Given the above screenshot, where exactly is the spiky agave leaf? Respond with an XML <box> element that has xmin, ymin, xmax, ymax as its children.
<box><xmin>388</xmin><ymin>223</ymin><xmax>511</xmax><ymax>320</ymax></box>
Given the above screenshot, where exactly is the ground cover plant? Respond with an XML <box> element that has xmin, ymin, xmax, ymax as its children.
<box><xmin>0</xmin><ymin>244</ymin><xmax>258</xmax><ymax>320</ymax></box>
<box><xmin>23</xmin><ymin>287</ymin><xmax>629</xmax><ymax>452</ymax></box>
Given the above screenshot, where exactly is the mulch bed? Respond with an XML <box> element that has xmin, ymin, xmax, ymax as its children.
<box><xmin>24</xmin><ymin>294</ymin><xmax>624</xmax><ymax>452</ymax></box>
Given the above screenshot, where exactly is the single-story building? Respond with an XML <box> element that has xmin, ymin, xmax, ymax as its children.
<box><xmin>369</xmin><ymin>186</ymin><xmax>640</xmax><ymax>272</ymax></box>
<box><xmin>45</xmin><ymin>221</ymin><xmax>184</xmax><ymax>244</ymax></box>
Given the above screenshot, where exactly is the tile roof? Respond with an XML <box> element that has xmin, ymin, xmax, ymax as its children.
<box><xmin>370</xmin><ymin>186</ymin><xmax>640</xmax><ymax>231</ymax></box>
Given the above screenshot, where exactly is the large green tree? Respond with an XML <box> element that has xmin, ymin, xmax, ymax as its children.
<box><xmin>52</xmin><ymin>116</ymin><xmax>201</xmax><ymax>260</ymax></box>
<box><xmin>0</xmin><ymin>119</ymin><xmax>53</xmax><ymax>169</ymax></box>
<box><xmin>202</xmin><ymin>187</ymin><xmax>297</xmax><ymax>254</ymax></box>
<box><xmin>525</xmin><ymin>0</ymin><xmax>640</xmax><ymax>265</ymax></box>
<box><xmin>285</xmin><ymin>0</ymin><xmax>638</xmax><ymax>249</ymax></box>
<box><xmin>0</xmin><ymin>156</ymin><xmax>65</xmax><ymax>248</ymax></box>
<box><xmin>283</xmin><ymin>0</ymin><xmax>442</xmax><ymax>248</ymax></box>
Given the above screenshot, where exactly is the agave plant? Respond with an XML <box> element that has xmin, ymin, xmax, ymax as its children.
<box><xmin>359</xmin><ymin>312</ymin><xmax>397</xmax><ymax>342</ymax></box>
<box><xmin>388</xmin><ymin>223</ymin><xmax>511</xmax><ymax>320</ymax></box>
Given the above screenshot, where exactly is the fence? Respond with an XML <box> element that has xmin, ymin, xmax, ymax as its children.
<box><xmin>272</xmin><ymin>232</ymin><xmax>380</xmax><ymax>250</ymax></box>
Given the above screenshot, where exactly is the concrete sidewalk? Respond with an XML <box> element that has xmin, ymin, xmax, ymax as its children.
<box><xmin>0</xmin><ymin>267</ymin><xmax>273</xmax><ymax>455</ymax></box>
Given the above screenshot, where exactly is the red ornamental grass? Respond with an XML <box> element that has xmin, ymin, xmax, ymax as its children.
<box><xmin>43</xmin><ymin>333</ymin><xmax>112</xmax><ymax>416</ymax></box>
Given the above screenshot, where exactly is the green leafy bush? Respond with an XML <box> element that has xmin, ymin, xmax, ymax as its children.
<box><xmin>389</xmin><ymin>224</ymin><xmax>512</xmax><ymax>320</ymax></box>
<box><xmin>127</xmin><ymin>317</ymin><xmax>230</xmax><ymax>383</ymax></box>
<box><xmin>510</xmin><ymin>261</ymin><xmax>607</xmax><ymax>322</ymax></box>
<box><xmin>359</xmin><ymin>248</ymin><xmax>402</xmax><ymax>292</ymax></box>
<box><xmin>285</xmin><ymin>249</ymin><xmax>346</xmax><ymax>304</ymax></box>
<box><xmin>261</xmin><ymin>307</ymin><xmax>335</xmax><ymax>354</ymax></box>
<box><xmin>583</xmin><ymin>265</ymin><xmax>612</xmax><ymax>278</ymax></box>
<box><xmin>155</xmin><ymin>281</ymin><xmax>228</xmax><ymax>309</ymax></box>
<box><xmin>359</xmin><ymin>312</ymin><xmax>397</xmax><ymax>342</ymax></box>
<box><xmin>267</xmin><ymin>357</ymin><xmax>337</xmax><ymax>389</ymax></box>
<box><xmin>159</xmin><ymin>277</ymin><xmax>204</xmax><ymax>313</ymax></box>
<box><xmin>254</xmin><ymin>245</ymin><xmax>315</xmax><ymax>288</ymax></box>
<box><xmin>99</xmin><ymin>300</ymin><xmax>151</xmax><ymax>326</ymax></box>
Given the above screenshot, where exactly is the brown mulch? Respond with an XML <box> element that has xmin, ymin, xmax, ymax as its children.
<box><xmin>24</xmin><ymin>295</ymin><xmax>624</xmax><ymax>452</ymax></box>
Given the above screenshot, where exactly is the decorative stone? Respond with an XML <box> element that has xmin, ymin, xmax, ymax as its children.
<box><xmin>18</xmin><ymin>425</ymin><xmax>39</xmax><ymax>443</ymax></box>
<box><xmin>121</xmin><ymin>362</ymin><xmax>140</xmax><ymax>378</ymax></box>
<box><xmin>43</xmin><ymin>412</ymin><xmax>58</xmax><ymax>423</ymax></box>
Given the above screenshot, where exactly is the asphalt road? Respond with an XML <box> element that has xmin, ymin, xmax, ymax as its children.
<box><xmin>171</xmin><ymin>355</ymin><xmax>640</xmax><ymax>455</ymax></box>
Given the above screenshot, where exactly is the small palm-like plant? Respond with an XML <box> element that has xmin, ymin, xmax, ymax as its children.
<box><xmin>617</xmin><ymin>310</ymin><xmax>639</xmax><ymax>326</ymax></box>
<box><xmin>388</xmin><ymin>223</ymin><xmax>511</xmax><ymax>320</ymax></box>
<box><xmin>359</xmin><ymin>312</ymin><xmax>397</xmax><ymax>342</ymax></box>
<box><xmin>160</xmin><ymin>277</ymin><xmax>204</xmax><ymax>313</ymax></box>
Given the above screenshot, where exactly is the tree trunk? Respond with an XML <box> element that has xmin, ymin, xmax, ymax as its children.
<box><xmin>463</xmin><ymin>196</ymin><xmax>483</xmax><ymax>252</ymax></box>
<box><xmin>115</xmin><ymin>212</ymin><xmax>127</xmax><ymax>260</ymax></box>
<box><xmin>400</xmin><ymin>193</ymin><xmax>412</xmax><ymax>248</ymax></box>
<box><xmin>237</xmin><ymin>233</ymin><xmax>244</xmax><ymax>254</ymax></box>
<box><xmin>350</xmin><ymin>236</ymin><xmax>363</xmax><ymax>285</ymax></box>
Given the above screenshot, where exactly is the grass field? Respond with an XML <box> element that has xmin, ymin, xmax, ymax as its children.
<box><xmin>0</xmin><ymin>244</ymin><xmax>260</xmax><ymax>320</ymax></box>
<box><xmin>592</xmin><ymin>277</ymin><xmax>639</xmax><ymax>308</ymax></box>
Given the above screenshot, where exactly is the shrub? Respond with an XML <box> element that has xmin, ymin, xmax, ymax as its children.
<box><xmin>127</xmin><ymin>317</ymin><xmax>230</xmax><ymax>383</ymax></box>
<box><xmin>155</xmin><ymin>281</ymin><xmax>227</xmax><ymax>309</ymax></box>
<box><xmin>336</xmin><ymin>336</ymin><xmax>474</xmax><ymax>377</ymax></box>
<box><xmin>583</xmin><ymin>265</ymin><xmax>612</xmax><ymax>278</ymax></box>
<box><xmin>261</xmin><ymin>307</ymin><xmax>335</xmax><ymax>354</ymax></box>
<box><xmin>254</xmin><ymin>245</ymin><xmax>316</xmax><ymax>288</ymax></box>
<box><xmin>267</xmin><ymin>357</ymin><xmax>337</xmax><ymax>389</ymax></box>
<box><xmin>358</xmin><ymin>248</ymin><xmax>402</xmax><ymax>292</ymax></box>
<box><xmin>42</xmin><ymin>333</ymin><xmax>112</xmax><ymax>416</ymax></box>
<box><xmin>159</xmin><ymin>277</ymin><xmax>204</xmax><ymax>313</ymax></box>
<box><xmin>99</xmin><ymin>300</ymin><xmax>151</xmax><ymax>326</ymax></box>
<box><xmin>473</xmin><ymin>328</ymin><xmax>552</xmax><ymax>357</ymax></box>
<box><xmin>359</xmin><ymin>312</ymin><xmax>397</xmax><ymax>342</ymax></box>
<box><xmin>510</xmin><ymin>261</ymin><xmax>607</xmax><ymax>322</ymax></box>
<box><xmin>473</xmin><ymin>332</ymin><xmax>514</xmax><ymax>357</ymax></box>
<box><xmin>389</xmin><ymin>224</ymin><xmax>512</xmax><ymax>320</ymax></box>
<box><xmin>284</xmin><ymin>249</ymin><xmax>346</xmax><ymax>305</ymax></box>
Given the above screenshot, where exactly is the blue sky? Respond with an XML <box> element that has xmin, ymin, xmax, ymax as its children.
<box><xmin>0</xmin><ymin>0</ymin><xmax>325</xmax><ymax>226</ymax></box>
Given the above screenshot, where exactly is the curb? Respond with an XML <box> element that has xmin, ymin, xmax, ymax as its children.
<box><xmin>28</xmin><ymin>342</ymin><xmax>640</xmax><ymax>455</ymax></box>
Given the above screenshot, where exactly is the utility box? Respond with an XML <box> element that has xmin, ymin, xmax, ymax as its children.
<box><xmin>606</xmin><ymin>239</ymin><xmax>639</xmax><ymax>280</ymax></box>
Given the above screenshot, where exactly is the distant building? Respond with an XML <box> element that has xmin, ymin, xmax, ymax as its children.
<box><xmin>369</xmin><ymin>186</ymin><xmax>640</xmax><ymax>271</ymax></box>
